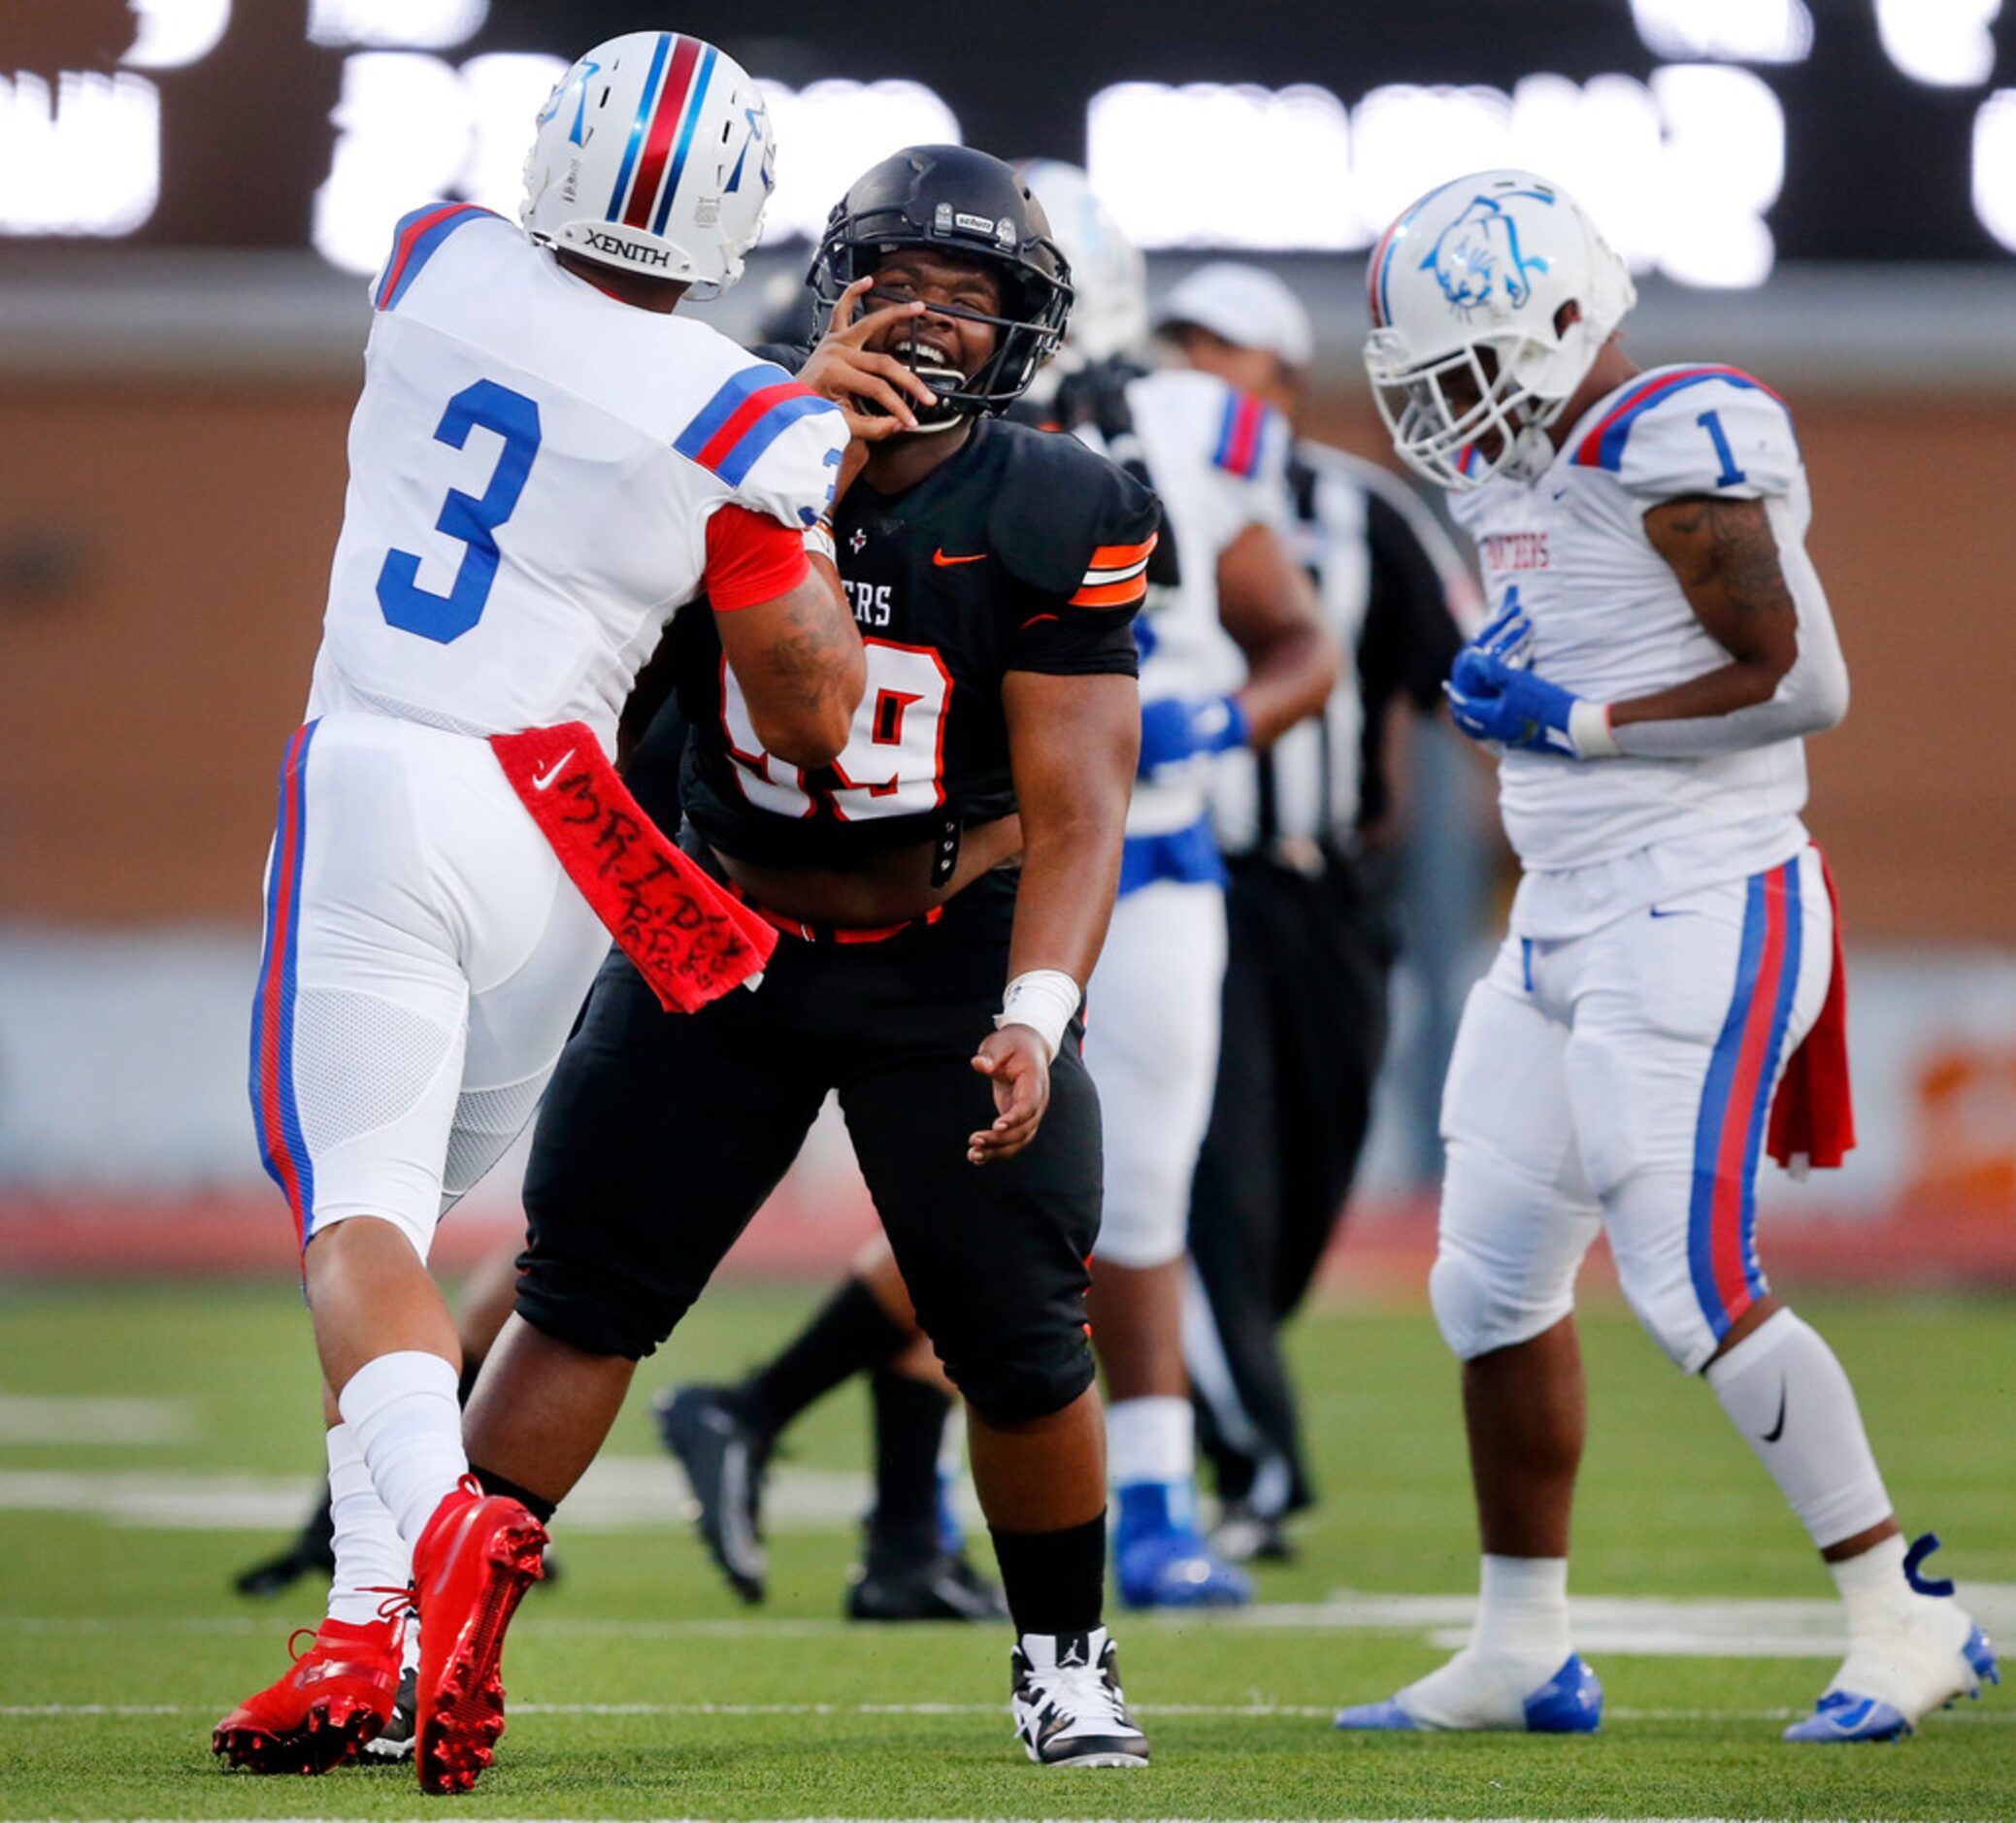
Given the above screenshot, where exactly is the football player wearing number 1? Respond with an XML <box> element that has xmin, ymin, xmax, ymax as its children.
<box><xmin>214</xmin><ymin>34</ymin><xmax>866</xmax><ymax>1793</ymax></box>
<box><xmin>460</xmin><ymin>147</ymin><xmax>1162</xmax><ymax>1769</ymax></box>
<box><xmin>1335</xmin><ymin>170</ymin><xmax>1997</xmax><ymax>1742</ymax></box>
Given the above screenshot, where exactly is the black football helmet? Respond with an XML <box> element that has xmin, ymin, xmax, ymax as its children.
<box><xmin>810</xmin><ymin>145</ymin><xmax>1073</xmax><ymax>419</ymax></box>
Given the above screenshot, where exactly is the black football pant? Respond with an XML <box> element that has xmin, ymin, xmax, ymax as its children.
<box><xmin>1186</xmin><ymin>851</ymin><xmax>1393</xmax><ymax>1517</ymax></box>
<box><xmin>514</xmin><ymin>870</ymin><xmax>1104</xmax><ymax>1426</ymax></box>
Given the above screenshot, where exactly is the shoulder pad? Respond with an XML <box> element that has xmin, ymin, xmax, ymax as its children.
<box><xmin>672</xmin><ymin>360</ymin><xmax>847</xmax><ymax>529</ymax></box>
<box><xmin>372</xmin><ymin>202</ymin><xmax>508</xmax><ymax>313</ymax></box>
<box><xmin>989</xmin><ymin>423</ymin><xmax>1162</xmax><ymax>606</ymax></box>
<box><xmin>1570</xmin><ymin>367</ymin><xmax>1800</xmax><ymax>501</ymax></box>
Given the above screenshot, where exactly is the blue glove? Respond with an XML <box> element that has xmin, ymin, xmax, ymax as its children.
<box><xmin>1444</xmin><ymin>609</ymin><xmax>1611</xmax><ymax>757</ymax></box>
<box><xmin>1139</xmin><ymin>694</ymin><xmax>1249</xmax><ymax>778</ymax></box>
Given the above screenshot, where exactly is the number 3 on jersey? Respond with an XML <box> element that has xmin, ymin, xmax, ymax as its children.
<box><xmin>722</xmin><ymin>640</ymin><xmax>952</xmax><ymax>818</ymax></box>
<box><xmin>378</xmin><ymin>380</ymin><xmax>543</xmax><ymax>645</ymax></box>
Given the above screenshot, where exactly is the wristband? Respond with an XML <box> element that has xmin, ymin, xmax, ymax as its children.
<box><xmin>804</xmin><ymin>519</ymin><xmax>838</xmax><ymax>566</ymax></box>
<box><xmin>994</xmin><ymin>969</ymin><xmax>1080</xmax><ymax>1063</ymax></box>
<box><xmin>1568</xmin><ymin>698</ymin><xmax>1621</xmax><ymax>759</ymax></box>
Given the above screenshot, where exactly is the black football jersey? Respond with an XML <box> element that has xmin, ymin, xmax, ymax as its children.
<box><xmin>642</xmin><ymin>414</ymin><xmax>1159</xmax><ymax>872</ymax></box>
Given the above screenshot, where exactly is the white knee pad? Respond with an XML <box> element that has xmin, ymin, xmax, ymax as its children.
<box><xmin>1431</xmin><ymin>1137</ymin><xmax>1596</xmax><ymax>1361</ymax></box>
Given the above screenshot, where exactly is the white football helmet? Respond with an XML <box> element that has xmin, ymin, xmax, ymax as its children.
<box><xmin>522</xmin><ymin>32</ymin><xmax>773</xmax><ymax>298</ymax></box>
<box><xmin>1363</xmin><ymin>169</ymin><xmax>1636</xmax><ymax>490</ymax></box>
<box><xmin>1016</xmin><ymin>158</ymin><xmax>1148</xmax><ymax>367</ymax></box>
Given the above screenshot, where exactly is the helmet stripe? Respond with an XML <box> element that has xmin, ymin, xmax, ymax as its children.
<box><xmin>605</xmin><ymin>32</ymin><xmax>673</xmax><ymax>222</ymax></box>
<box><xmin>652</xmin><ymin>43</ymin><xmax>717</xmax><ymax>237</ymax></box>
<box><xmin>622</xmin><ymin>33</ymin><xmax>702</xmax><ymax>230</ymax></box>
<box><xmin>1371</xmin><ymin>176</ymin><xmax>1466</xmax><ymax>328</ymax></box>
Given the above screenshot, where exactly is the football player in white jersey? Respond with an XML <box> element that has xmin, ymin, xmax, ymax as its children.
<box><xmin>1021</xmin><ymin>161</ymin><xmax>1339</xmax><ymax>1607</ymax></box>
<box><xmin>213</xmin><ymin>33</ymin><xmax>876</xmax><ymax>1792</ymax></box>
<box><xmin>1333</xmin><ymin>170</ymin><xmax>1997</xmax><ymax>1742</ymax></box>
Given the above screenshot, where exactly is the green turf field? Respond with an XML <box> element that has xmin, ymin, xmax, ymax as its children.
<box><xmin>1</xmin><ymin>1279</ymin><xmax>2010</xmax><ymax>1820</ymax></box>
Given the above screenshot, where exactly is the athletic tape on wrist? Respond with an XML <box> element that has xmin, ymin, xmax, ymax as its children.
<box><xmin>1569</xmin><ymin>698</ymin><xmax>1621</xmax><ymax>759</ymax></box>
<box><xmin>804</xmin><ymin>520</ymin><xmax>838</xmax><ymax>566</ymax></box>
<box><xmin>994</xmin><ymin>969</ymin><xmax>1080</xmax><ymax>1063</ymax></box>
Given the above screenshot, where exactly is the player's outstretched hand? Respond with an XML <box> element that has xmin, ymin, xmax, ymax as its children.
<box><xmin>968</xmin><ymin>1025</ymin><xmax>1051</xmax><ymax>1166</ymax></box>
<box><xmin>798</xmin><ymin>277</ymin><xmax>941</xmax><ymax>444</ymax></box>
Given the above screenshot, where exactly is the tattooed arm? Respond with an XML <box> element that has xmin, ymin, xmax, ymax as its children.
<box><xmin>1594</xmin><ymin>493</ymin><xmax>1848</xmax><ymax>757</ymax></box>
<box><xmin>714</xmin><ymin>551</ymin><xmax>866</xmax><ymax>767</ymax></box>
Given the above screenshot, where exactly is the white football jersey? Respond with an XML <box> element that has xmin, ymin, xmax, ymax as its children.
<box><xmin>1450</xmin><ymin>364</ymin><xmax>1825</xmax><ymax>939</ymax></box>
<box><xmin>1075</xmin><ymin>367</ymin><xmax>1289</xmax><ymax>835</ymax></box>
<box><xmin>308</xmin><ymin>203</ymin><xmax>846</xmax><ymax>754</ymax></box>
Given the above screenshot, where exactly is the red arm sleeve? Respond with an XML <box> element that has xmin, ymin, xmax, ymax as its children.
<box><xmin>704</xmin><ymin>503</ymin><xmax>810</xmax><ymax>612</ymax></box>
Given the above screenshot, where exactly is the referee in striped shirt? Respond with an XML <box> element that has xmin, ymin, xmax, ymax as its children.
<box><xmin>1156</xmin><ymin>265</ymin><xmax>1477</xmax><ymax>1560</ymax></box>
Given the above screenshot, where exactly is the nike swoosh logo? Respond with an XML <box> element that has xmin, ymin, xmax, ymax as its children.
<box><xmin>1647</xmin><ymin>907</ymin><xmax>1697</xmax><ymax>919</ymax></box>
<box><xmin>531</xmin><ymin>749</ymin><xmax>575</xmax><ymax>791</ymax></box>
<box><xmin>1762</xmin><ymin>1379</ymin><xmax>1787</xmax><ymax>1443</ymax></box>
<box><xmin>932</xmin><ymin>548</ymin><xmax>986</xmax><ymax>566</ymax></box>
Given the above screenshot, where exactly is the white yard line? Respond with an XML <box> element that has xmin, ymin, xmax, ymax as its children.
<box><xmin>0</xmin><ymin>1394</ymin><xmax>197</xmax><ymax>1444</ymax></box>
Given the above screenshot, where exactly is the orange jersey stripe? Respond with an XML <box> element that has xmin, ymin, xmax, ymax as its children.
<box><xmin>1070</xmin><ymin>577</ymin><xmax>1149</xmax><ymax>609</ymax></box>
<box><xmin>1087</xmin><ymin>533</ymin><xmax>1157</xmax><ymax>569</ymax></box>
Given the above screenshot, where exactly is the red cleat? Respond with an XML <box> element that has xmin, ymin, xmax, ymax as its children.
<box><xmin>412</xmin><ymin>1475</ymin><xmax>547</xmax><ymax>1795</ymax></box>
<box><xmin>212</xmin><ymin>1611</ymin><xmax>405</xmax><ymax>1774</ymax></box>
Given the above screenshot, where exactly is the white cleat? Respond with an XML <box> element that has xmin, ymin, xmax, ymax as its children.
<box><xmin>1010</xmin><ymin>1627</ymin><xmax>1150</xmax><ymax>1767</ymax></box>
<box><xmin>1335</xmin><ymin>1645</ymin><xmax>1603</xmax><ymax>1734</ymax></box>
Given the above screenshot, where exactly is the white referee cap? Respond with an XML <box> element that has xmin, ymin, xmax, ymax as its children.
<box><xmin>1156</xmin><ymin>261</ymin><xmax>1315</xmax><ymax>369</ymax></box>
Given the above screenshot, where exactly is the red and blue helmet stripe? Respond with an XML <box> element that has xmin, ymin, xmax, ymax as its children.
<box><xmin>249</xmin><ymin>721</ymin><xmax>318</xmax><ymax>1247</ymax></box>
<box><xmin>674</xmin><ymin>363</ymin><xmax>840</xmax><ymax>489</ymax></box>
<box><xmin>1688</xmin><ymin>855</ymin><xmax>1802</xmax><ymax>1341</ymax></box>
<box><xmin>1573</xmin><ymin>365</ymin><xmax>1788</xmax><ymax>472</ymax></box>
<box><xmin>606</xmin><ymin>32</ymin><xmax>719</xmax><ymax>236</ymax></box>
<box><xmin>1210</xmin><ymin>389</ymin><xmax>1276</xmax><ymax>480</ymax></box>
<box><xmin>375</xmin><ymin>203</ymin><xmax>499</xmax><ymax>312</ymax></box>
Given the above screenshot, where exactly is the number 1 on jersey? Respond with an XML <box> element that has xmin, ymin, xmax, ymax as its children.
<box><xmin>1697</xmin><ymin>409</ymin><xmax>1747</xmax><ymax>489</ymax></box>
<box><xmin>378</xmin><ymin>379</ymin><xmax>543</xmax><ymax>645</ymax></box>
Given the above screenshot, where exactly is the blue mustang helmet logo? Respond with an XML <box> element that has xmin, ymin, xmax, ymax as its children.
<box><xmin>1422</xmin><ymin>191</ymin><xmax>1552</xmax><ymax>314</ymax></box>
<box><xmin>537</xmin><ymin>59</ymin><xmax>601</xmax><ymax>146</ymax></box>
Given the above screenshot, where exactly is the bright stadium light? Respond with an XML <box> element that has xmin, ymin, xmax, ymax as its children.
<box><xmin>1506</xmin><ymin>73</ymin><xmax>1667</xmax><ymax>272</ymax></box>
<box><xmin>308</xmin><ymin>0</ymin><xmax>488</xmax><ymax>51</ymax></box>
<box><xmin>1087</xmin><ymin>83</ymin><xmax>1355</xmax><ymax>249</ymax></box>
<box><xmin>1876</xmin><ymin>0</ymin><xmax>2001</xmax><ymax>87</ymax></box>
<box><xmin>0</xmin><ymin>72</ymin><xmax>160</xmax><ymax>236</ymax></box>
<box><xmin>759</xmin><ymin>80</ymin><xmax>963</xmax><ymax>244</ymax></box>
<box><xmin>1973</xmin><ymin>90</ymin><xmax>2016</xmax><ymax>249</ymax></box>
<box><xmin>1629</xmin><ymin>0</ymin><xmax>1814</xmax><ymax>64</ymax></box>
<box><xmin>314</xmin><ymin>53</ymin><xmax>474</xmax><ymax>273</ymax></box>
<box><xmin>1347</xmin><ymin>84</ymin><xmax>1516</xmax><ymax>242</ymax></box>
<box><xmin>122</xmin><ymin>0</ymin><xmax>232</xmax><ymax>70</ymax></box>
<box><xmin>1650</xmin><ymin>64</ymin><xmax>1783</xmax><ymax>285</ymax></box>
<box><xmin>456</xmin><ymin>52</ymin><xmax>567</xmax><ymax>217</ymax></box>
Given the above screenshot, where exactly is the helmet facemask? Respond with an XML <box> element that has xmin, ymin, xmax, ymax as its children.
<box><xmin>1367</xmin><ymin>326</ymin><xmax>1569</xmax><ymax>491</ymax></box>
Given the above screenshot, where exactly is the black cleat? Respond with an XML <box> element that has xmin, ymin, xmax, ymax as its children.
<box><xmin>360</xmin><ymin>1667</ymin><xmax>415</xmax><ymax>1763</ymax></box>
<box><xmin>653</xmin><ymin>1384</ymin><xmax>772</xmax><ymax>1604</ymax></box>
<box><xmin>1010</xmin><ymin>1627</ymin><xmax>1149</xmax><ymax>1767</ymax></box>
<box><xmin>1210</xmin><ymin>1502</ymin><xmax>1296</xmax><ymax>1565</ymax></box>
<box><xmin>847</xmin><ymin>1545</ymin><xmax>1010</xmax><ymax>1623</ymax></box>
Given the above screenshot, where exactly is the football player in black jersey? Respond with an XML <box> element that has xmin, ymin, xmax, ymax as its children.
<box><xmin>461</xmin><ymin>148</ymin><xmax>1158</xmax><ymax>1768</ymax></box>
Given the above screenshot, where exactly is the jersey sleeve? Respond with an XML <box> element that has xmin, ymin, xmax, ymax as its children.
<box><xmin>995</xmin><ymin>434</ymin><xmax>1161</xmax><ymax>677</ymax></box>
<box><xmin>369</xmin><ymin>201</ymin><xmax>508</xmax><ymax>312</ymax></box>
<box><xmin>1570</xmin><ymin>368</ymin><xmax>1801</xmax><ymax>503</ymax></box>
<box><xmin>1167</xmin><ymin>371</ymin><xmax>1291</xmax><ymax>550</ymax></box>
<box><xmin>671</xmin><ymin>358</ymin><xmax>848</xmax><ymax>529</ymax></box>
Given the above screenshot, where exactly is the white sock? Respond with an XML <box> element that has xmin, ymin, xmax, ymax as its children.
<box><xmin>1471</xmin><ymin>1554</ymin><xmax>1572</xmax><ymax>1666</ymax></box>
<box><xmin>323</xmin><ymin>1422</ymin><xmax>413</xmax><ymax>1626</ymax></box>
<box><xmin>1106</xmin><ymin>1396</ymin><xmax>1193</xmax><ymax>1487</ymax></box>
<box><xmin>337</xmin><ymin>1351</ymin><xmax>467</xmax><ymax>1547</ymax></box>
<box><xmin>1705</xmin><ymin>1309</ymin><xmax>1892</xmax><ymax>1550</ymax></box>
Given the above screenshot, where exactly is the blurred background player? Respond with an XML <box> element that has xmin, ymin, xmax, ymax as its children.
<box><xmin>211</xmin><ymin>32</ymin><xmax>864</xmax><ymax>1792</ymax></box>
<box><xmin>1333</xmin><ymin>169</ymin><xmax>1997</xmax><ymax>1742</ymax></box>
<box><xmin>460</xmin><ymin>146</ymin><xmax>1164</xmax><ymax>1769</ymax></box>
<box><xmin>1151</xmin><ymin>262</ymin><xmax>1472</xmax><ymax>1563</ymax></box>
<box><xmin>1021</xmin><ymin>159</ymin><xmax>1338</xmax><ymax>1608</ymax></box>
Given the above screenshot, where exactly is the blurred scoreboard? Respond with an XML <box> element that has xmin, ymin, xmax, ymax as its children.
<box><xmin>4</xmin><ymin>0</ymin><xmax>2015</xmax><ymax>284</ymax></box>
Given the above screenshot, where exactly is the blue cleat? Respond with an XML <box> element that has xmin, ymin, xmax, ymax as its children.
<box><xmin>1335</xmin><ymin>1652</ymin><xmax>1603</xmax><ymax>1734</ymax></box>
<box><xmin>1783</xmin><ymin>1691</ymin><xmax>1912</xmax><ymax>1742</ymax></box>
<box><xmin>1115</xmin><ymin>1524</ymin><xmax>1253</xmax><ymax>1608</ymax></box>
<box><xmin>1112</xmin><ymin>1480</ymin><xmax>1251</xmax><ymax>1609</ymax></box>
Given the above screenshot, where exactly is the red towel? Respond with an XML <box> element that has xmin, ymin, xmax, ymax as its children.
<box><xmin>1767</xmin><ymin>850</ymin><xmax>1856</xmax><ymax>1176</ymax></box>
<box><xmin>490</xmin><ymin>722</ymin><xmax>775</xmax><ymax>1012</ymax></box>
